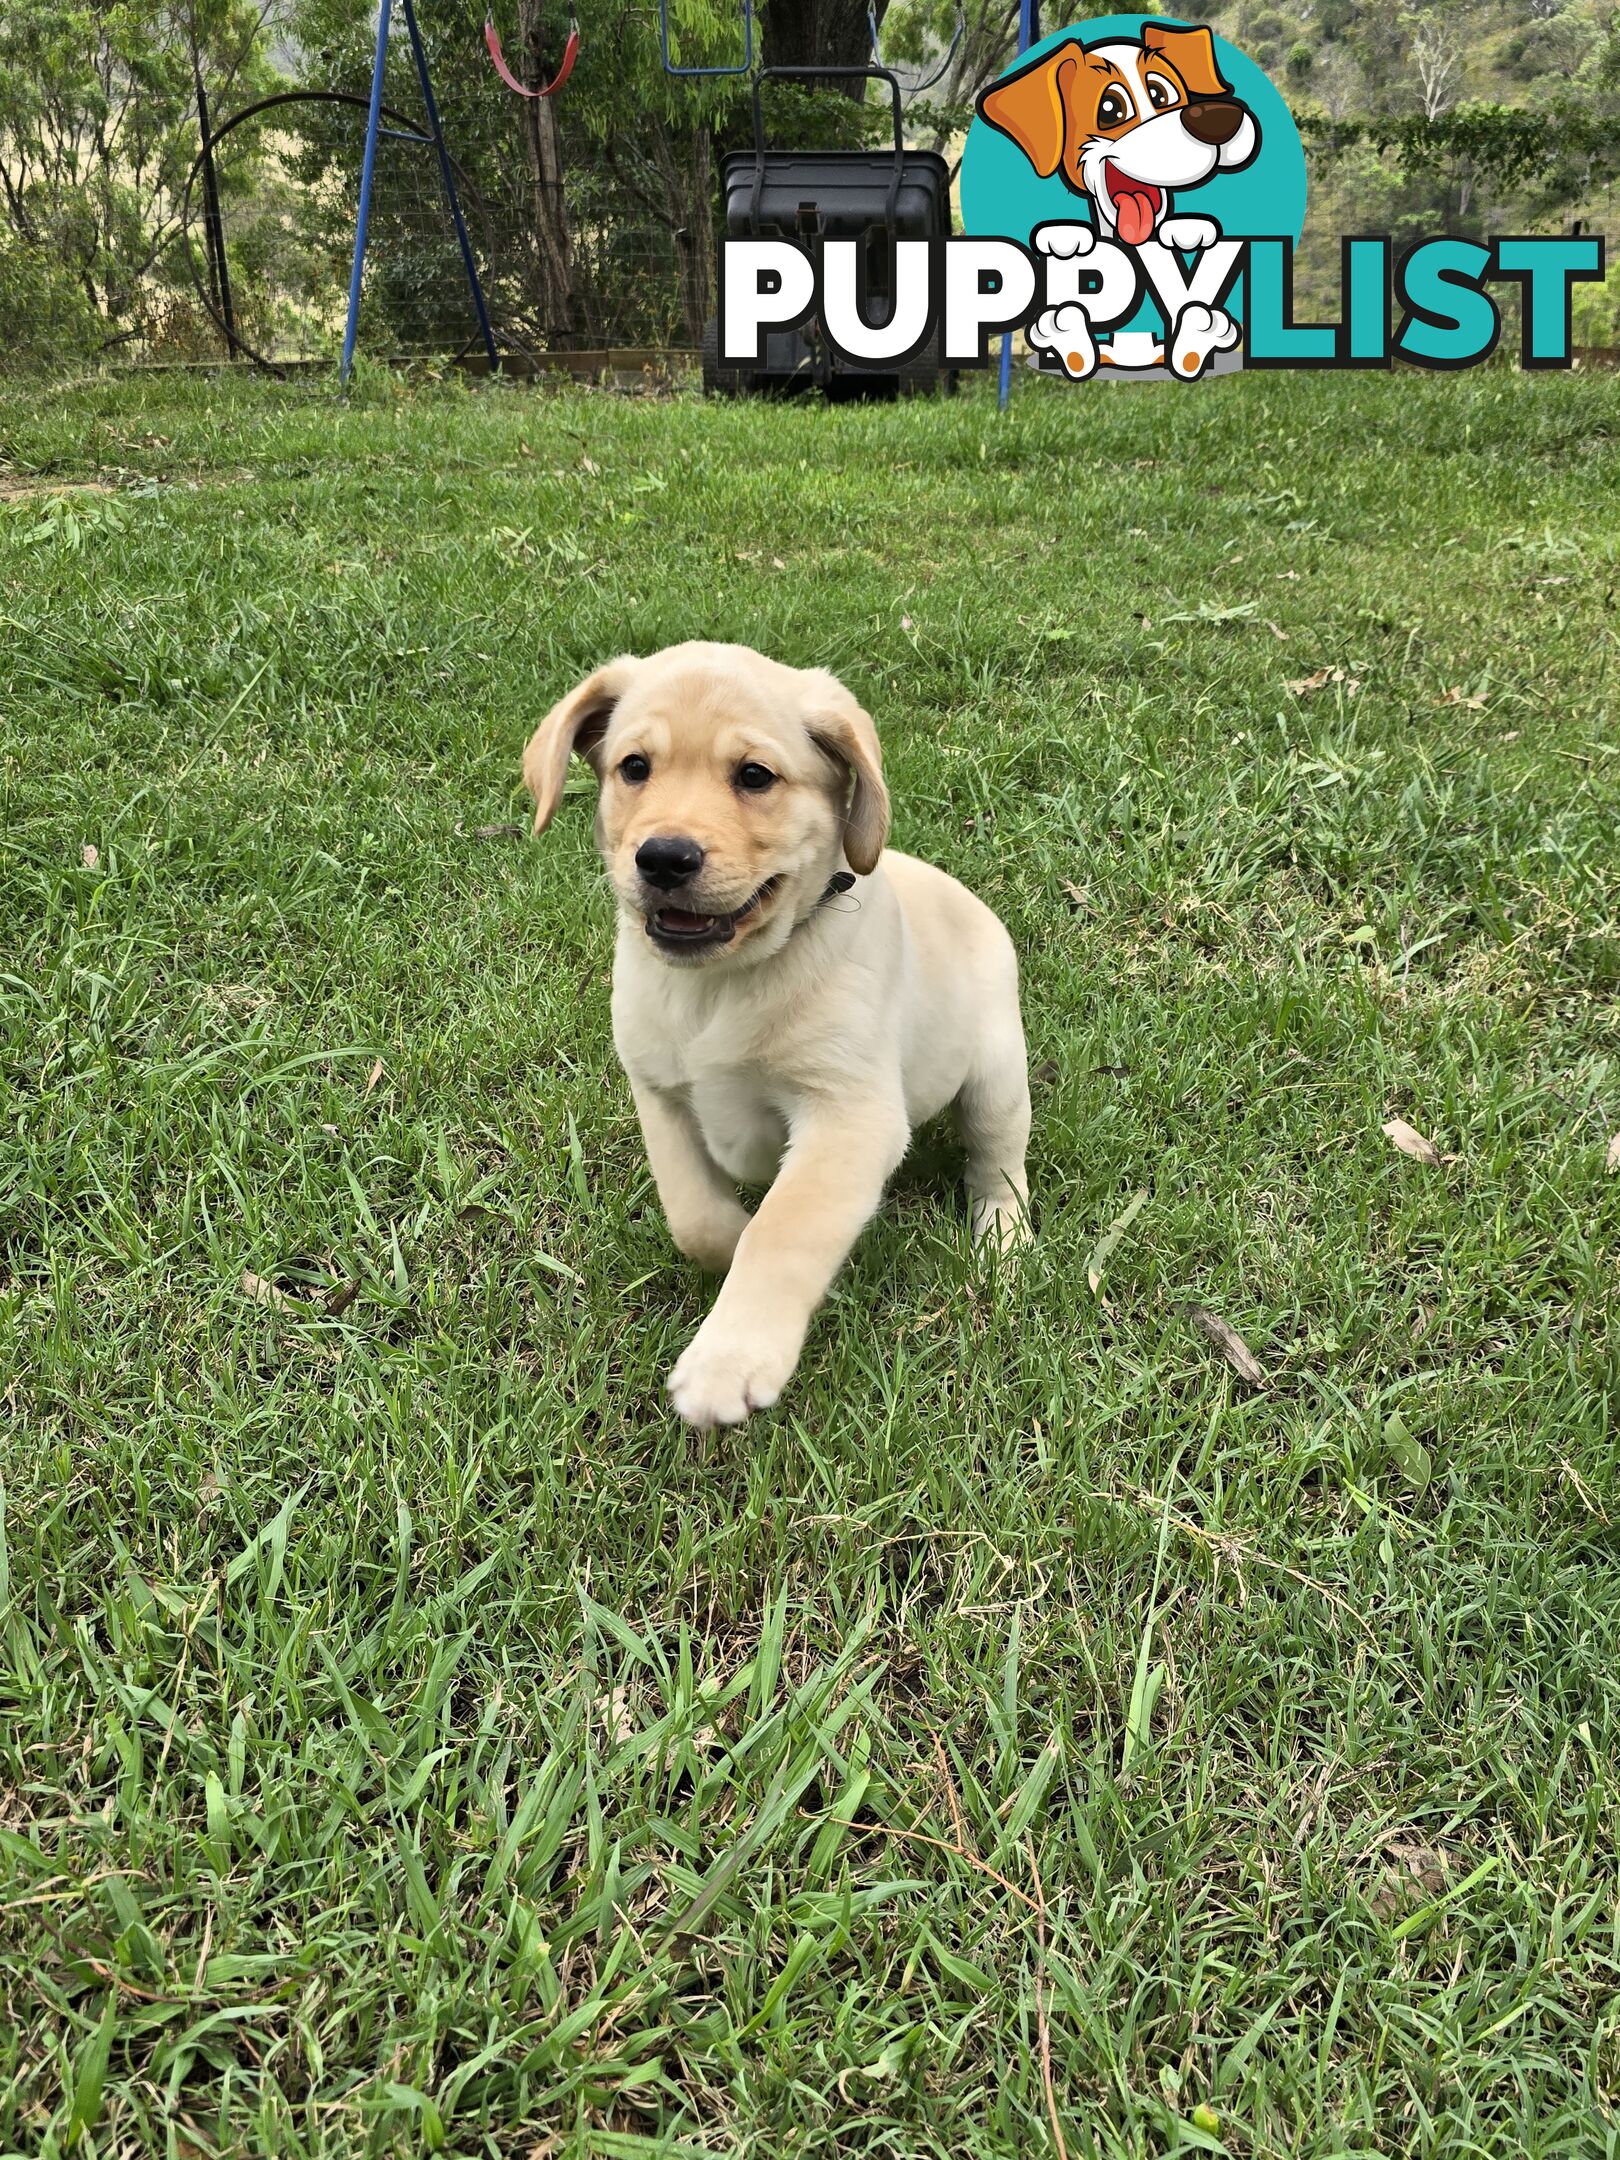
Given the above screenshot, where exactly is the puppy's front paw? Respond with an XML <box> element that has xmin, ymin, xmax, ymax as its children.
<box><xmin>972</xmin><ymin>1196</ymin><xmax>1033</xmax><ymax>1260</ymax></box>
<box><xmin>1157</xmin><ymin>215</ymin><xmax>1220</xmax><ymax>252</ymax></box>
<box><xmin>667</xmin><ymin>1319</ymin><xmax>797</xmax><ymax>1429</ymax></box>
<box><xmin>1033</xmin><ymin>221</ymin><xmax>1096</xmax><ymax>259</ymax></box>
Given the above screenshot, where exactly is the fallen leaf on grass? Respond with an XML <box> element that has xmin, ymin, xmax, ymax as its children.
<box><xmin>1264</xmin><ymin>619</ymin><xmax>1288</xmax><ymax>641</ymax></box>
<box><xmin>364</xmin><ymin>1058</ymin><xmax>385</xmax><ymax>1095</ymax></box>
<box><xmin>1287</xmin><ymin>665</ymin><xmax>1361</xmax><ymax>697</ymax></box>
<box><xmin>580</xmin><ymin>453</ymin><xmax>600</xmax><ymax>475</ymax></box>
<box><xmin>1370</xmin><ymin>1841</ymin><xmax>1449</xmax><ymax>1921</ymax></box>
<box><xmin>1086</xmin><ymin>1188</ymin><xmax>1149</xmax><ymax>1294</ymax></box>
<box><xmin>1384</xmin><ymin>1407</ymin><xmax>1432</xmax><ymax>1492</ymax></box>
<box><xmin>1606</xmin><ymin>1131</ymin><xmax>1620</xmax><ymax>1173</ymax></box>
<box><xmin>1161</xmin><ymin>600</ymin><xmax>1259</xmax><ymax>626</ymax></box>
<box><xmin>599</xmin><ymin>1687</ymin><xmax>634</xmax><ymax>1743</ymax></box>
<box><xmin>1383</xmin><ymin>1117</ymin><xmax>1442</xmax><ymax>1167</ymax></box>
<box><xmin>1060</xmin><ymin>880</ymin><xmax>1089</xmax><ymax>912</ymax></box>
<box><xmin>1435</xmin><ymin>685</ymin><xmax>1487</xmax><ymax>710</ymax></box>
<box><xmin>245</xmin><ymin>1266</ymin><xmax>358</xmax><ymax>1317</ymax></box>
<box><xmin>454</xmin><ymin>819</ymin><xmax>526</xmax><ymax>840</ymax></box>
<box><xmin>1187</xmin><ymin>1306</ymin><xmax>1265</xmax><ymax>1385</ymax></box>
<box><xmin>80</xmin><ymin>842</ymin><xmax>99</xmax><ymax>869</ymax></box>
<box><xmin>242</xmin><ymin>1270</ymin><xmax>299</xmax><ymax>1313</ymax></box>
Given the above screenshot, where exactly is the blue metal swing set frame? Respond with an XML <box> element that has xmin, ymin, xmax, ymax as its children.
<box><xmin>340</xmin><ymin>0</ymin><xmax>499</xmax><ymax>382</ymax></box>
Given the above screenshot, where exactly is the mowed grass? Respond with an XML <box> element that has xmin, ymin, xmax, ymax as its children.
<box><xmin>1</xmin><ymin>358</ymin><xmax>1618</xmax><ymax>2160</ymax></box>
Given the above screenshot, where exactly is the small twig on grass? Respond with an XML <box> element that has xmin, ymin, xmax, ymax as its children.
<box><xmin>815</xmin><ymin>1815</ymin><xmax>1039</xmax><ymax>1911</ymax></box>
<box><xmin>80</xmin><ymin>1957</ymin><xmax>169</xmax><ymax>2003</ymax></box>
<box><xmin>156</xmin><ymin>1631</ymin><xmax>193</xmax><ymax>1777</ymax></box>
<box><xmin>933</xmin><ymin>1728</ymin><xmax>970</xmax><ymax>1853</ymax></box>
<box><xmin>195</xmin><ymin>1901</ymin><xmax>215</xmax><ymax>1993</ymax></box>
<box><xmin>1120</xmin><ymin>1487</ymin><xmax>1373</xmax><ymax>1636</ymax></box>
<box><xmin>0</xmin><ymin>1868</ymin><xmax>139</xmax><ymax>1914</ymax></box>
<box><xmin>1027</xmin><ymin>1836</ymin><xmax>1068</xmax><ymax>2160</ymax></box>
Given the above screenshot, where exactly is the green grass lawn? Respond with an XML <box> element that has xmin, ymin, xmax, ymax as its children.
<box><xmin>2</xmin><ymin>361</ymin><xmax>1618</xmax><ymax>2159</ymax></box>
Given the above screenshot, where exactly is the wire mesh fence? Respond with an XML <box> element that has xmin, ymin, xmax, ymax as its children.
<box><xmin>151</xmin><ymin>41</ymin><xmax>712</xmax><ymax>370</ymax></box>
<box><xmin>166</xmin><ymin>102</ymin><xmax>698</xmax><ymax>366</ymax></box>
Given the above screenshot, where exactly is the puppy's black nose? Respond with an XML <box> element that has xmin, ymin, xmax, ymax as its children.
<box><xmin>635</xmin><ymin>835</ymin><xmax>704</xmax><ymax>890</ymax></box>
<box><xmin>1183</xmin><ymin>97</ymin><xmax>1244</xmax><ymax>147</ymax></box>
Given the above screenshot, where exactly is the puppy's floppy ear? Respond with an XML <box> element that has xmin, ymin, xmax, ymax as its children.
<box><xmin>523</xmin><ymin>656</ymin><xmax>640</xmax><ymax>835</ymax></box>
<box><xmin>977</xmin><ymin>45</ymin><xmax>1079</xmax><ymax>181</ymax></box>
<box><xmin>1142</xmin><ymin>22</ymin><xmax>1232</xmax><ymax>100</ymax></box>
<box><xmin>804</xmin><ymin>671</ymin><xmax>890</xmax><ymax>876</ymax></box>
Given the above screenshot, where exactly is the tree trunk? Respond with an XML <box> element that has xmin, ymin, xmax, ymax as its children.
<box><xmin>763</xmin><ymin>0</ymin><xmax>888</xmax><ymax>93</ymax></box>
<box><xmin>518</xmin><ymin>0</ymin><xmax>574</xmax><ymax>341</ymax></box>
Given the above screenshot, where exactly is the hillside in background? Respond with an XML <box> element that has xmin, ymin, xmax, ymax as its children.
<box><xmin>1192</xmin><ymin>0</ymin><xmax>1620</xmax><ymax>321</ymax></box>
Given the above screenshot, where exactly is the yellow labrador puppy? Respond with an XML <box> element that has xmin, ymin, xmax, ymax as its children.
<box><xmin>524</xmin><ymin>642</ymin><xmax>1030</xmax><ymax>1428</ymax></box>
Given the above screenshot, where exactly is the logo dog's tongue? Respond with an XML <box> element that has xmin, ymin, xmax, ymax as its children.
<box><xmin>1115</xmin><ymin>183</ymin><xmax>1157</xmax><ymax>247</ymax></box>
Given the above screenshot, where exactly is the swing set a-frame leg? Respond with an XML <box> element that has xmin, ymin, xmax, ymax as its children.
<box><xmin>340</xmin><ymin>0</ymin><xmax>500</xmax><ymax>385</ymax></box>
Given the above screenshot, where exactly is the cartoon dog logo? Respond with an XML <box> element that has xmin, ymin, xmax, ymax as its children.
<box><xmin>977</xmin><ymin>22</ymin><xmax>1260</xmax><ymax>380</ymax></box>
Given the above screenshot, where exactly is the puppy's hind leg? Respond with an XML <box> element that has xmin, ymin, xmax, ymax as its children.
<box><xmin>955</xmin><ymin>1002</ymin><xmax>1032</xmax><ymax>1257</ymax></box>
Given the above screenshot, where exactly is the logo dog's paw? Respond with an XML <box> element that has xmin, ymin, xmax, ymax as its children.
<box><xmin>1157</xmin><ymin>215</ymin><xmax>1221</xmax><ymax>252</ymax></box>
<box><xmin>667</xmin><ymin>1321</ymin><xmax>795</xmax><ymax>1429</ymax></box>
<box><xmin>1029</xmin><ymin>304</ymin><xmax>1097</xmax><ymax>380</ymax></box>
<box><xmin>1169</xmin><ymin>301</ymin><xmax>1240</xmax><ymax>378</ymax></box>
<box><xmin>1032</xmin><ymin>221</ymin><xmax>1097</xmax><ymax>259</ymax></box>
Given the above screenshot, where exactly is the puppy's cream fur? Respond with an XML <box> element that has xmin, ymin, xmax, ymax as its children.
<box><xmin>524</xmin><ymin>642</ymin><xmax>1030</xmax><ymax>1429</ymax></box>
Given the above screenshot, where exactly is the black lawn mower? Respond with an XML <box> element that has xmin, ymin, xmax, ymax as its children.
<box><xmin>703</xmin><ymin>64</ymin><xmax>957</xmax><ymax>399</ymax></box>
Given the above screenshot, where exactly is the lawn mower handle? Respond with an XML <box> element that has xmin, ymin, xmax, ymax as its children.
<box><xmin>747</xmin><ymin>64</ymin><xmax>907</xmax><ymax>237</ymax></box>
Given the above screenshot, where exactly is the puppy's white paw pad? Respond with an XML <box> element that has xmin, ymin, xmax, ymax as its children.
<box><xmin>1157</xmin><ymin>215</ymin><xmax>1220</xmax><ymax>251</ymax></box>
<box><xmin>1033</xmin><ymin>222</ymin><xmax>1096</xmax><ymax>259</ymax></box>
<box><xmin>667</xmin><ymin>1330</ymin><xmax>794</xmax><ymax>1429</ymax></box>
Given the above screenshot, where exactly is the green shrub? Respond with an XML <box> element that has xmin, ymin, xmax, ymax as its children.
<box><xmin>0</xmin><ymin>233</ymin><xmax>102</xmax><ymax>375</ymax></box>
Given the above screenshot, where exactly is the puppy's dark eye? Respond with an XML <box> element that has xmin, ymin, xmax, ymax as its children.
<box><xmin>1099</xmin><ymin>88</ymin><xmax>1131</xmax><ymax>127</ymax></box>
<box><xmin>1145</xmin><ymin>74</ymin><xmax>1177</xmax><ymax>110</ymax></box>
<box><xmin>736</xmin><ymin>762</ymin><xmax>777</xmax><ymax>793</ymax></box>
<box><xmin>619</xmin><ymin>754</ymin><xmax>650</xmax><ymax>784</ymax></box>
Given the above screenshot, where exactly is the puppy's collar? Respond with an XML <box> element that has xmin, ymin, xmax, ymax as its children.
<box><xmin>785</xmin><ymin>869</ymin><xmax>857</xmax><ymax>947</ymax></box>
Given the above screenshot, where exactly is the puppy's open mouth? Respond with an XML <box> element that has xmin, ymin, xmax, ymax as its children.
<box><xmin>646</xmin><ymin>877</ymin><xmax>780</xmax><ymax>952</ymax></box>
<box><xmin>1103</xmin><ymin>161</ymin><xmax>1163</xmax><ymax>247</ymax></box>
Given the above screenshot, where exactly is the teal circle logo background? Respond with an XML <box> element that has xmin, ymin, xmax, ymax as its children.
<box><xmin>959</xmin><ymin>14</ymin><xmax>1308</xmax><ymax>338</ymax></box>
